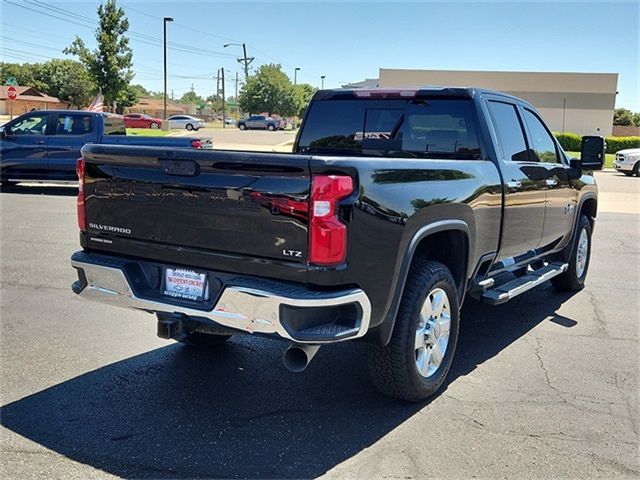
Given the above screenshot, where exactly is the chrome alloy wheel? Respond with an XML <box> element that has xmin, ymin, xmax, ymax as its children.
<box><xmin>415</xmin><ymin>287</ymin><xmax>451</xmax><ymax>378</ymax></box>
<box><xmin>576</xmin><ymin>228</ymin><xmax>589</xmax><ymax>278</ymax></box>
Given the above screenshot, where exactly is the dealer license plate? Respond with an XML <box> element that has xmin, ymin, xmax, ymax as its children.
<box><xmin>163</xmin><ymin>268</ymin><xmax>206</xmax><ymax>301</ymax></box>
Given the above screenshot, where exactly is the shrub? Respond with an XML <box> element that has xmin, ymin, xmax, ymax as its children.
<box><xmin>553</xmin><ymin>132</ymin><xmax>582</xmax><ymax>151</ymax></box>
<box><xmin>553</xmin><ymin>132</ymin><xmax>640</xmax><ymax>154</ymax></box>
<box><xmin>605</xmin><ymin>136</ymin><xmax>640</xmax><ymax>154</ymax></box>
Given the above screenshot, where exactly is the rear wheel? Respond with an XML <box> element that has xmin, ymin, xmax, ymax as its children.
<box><xmin>150</xmin><ymin>122</ymin><xmax>159</xmax><ymax>129</ymax></box>
<box><xmin>267</xmin><ymin>124</ymin><xmax>275</xmax><ymax>131</ymax></box>
<box><xmin>238</xmin><ymin>123</ymin><xmax>246</xmax><ymax>130</ymax></box>
<box><xmin>367</xmin><ymin>260</ymin><xmax>460</xmax><ymax>402</ymax></box>
<box><xmin>186</xmin><ymin>123</ymin><xmax>194</xmax><ymax>131</ymax></box>
<box><xmin>180</xmin><ymin>331</ymin><xmax>232</xmax><ymax>349</ymax></box>
<box><xmin>552</xmin><ymin>214</ymin><xmax>592</xmax><ymax>291</ymax></box>
<box><xmin>634</xmin><ymin>162</ymin><xmax>640</xmax><ymax>177</ymax></box>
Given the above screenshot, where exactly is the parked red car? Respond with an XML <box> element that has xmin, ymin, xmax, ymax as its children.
<box><xmin>123</xmin><ymin>113</ymin><xmax>163</xmax><ymax>129</ymax></box>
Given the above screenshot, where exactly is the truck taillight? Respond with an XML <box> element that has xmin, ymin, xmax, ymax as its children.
<box><xmin>191</xmin><ymin>139</ymin><xmax>202</xmax><ymax>149</ymax></box>
<box><xmin>309</xmin><ymin>175</ymin><xmax>353</xmax><ymax>265</ymax></box>
<box><xmin>76</xmin><ymin>158</ymin><xmax>86</xmax><ymax>231</ymax></box>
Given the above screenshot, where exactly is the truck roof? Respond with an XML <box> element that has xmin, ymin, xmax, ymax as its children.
<box><xmin>314</xmin><ymin>86</ymin><xmax>530</xmax><ymax>105</ymax></box>
<box><xmin>22</xmin><ymin>109</ymin><xmax>122</xmax><ymax>117</ymax></box>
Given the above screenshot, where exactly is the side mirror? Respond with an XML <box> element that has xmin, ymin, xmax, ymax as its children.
<box><xmin>568</xmin><ymin>157</ymin><xmax>582</xmax><ymax>179</ymax></box>
<box><xmin>580</xmin><ymin>135</ymin><xmax>605</xmax><ymax>170</ymax></box>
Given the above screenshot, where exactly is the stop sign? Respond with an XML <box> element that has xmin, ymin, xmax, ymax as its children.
<box><xmin>7</xmin><ymin>86</ymin><xmax>17</xmax><ymax>102</ymax></box>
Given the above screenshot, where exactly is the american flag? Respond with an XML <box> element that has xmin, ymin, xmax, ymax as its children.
<box><xmin>86</xmin><ymin>93</ymin><xmax>104</xmax><ymax>112</ymax></box>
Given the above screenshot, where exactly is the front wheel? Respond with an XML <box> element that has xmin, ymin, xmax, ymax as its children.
<box><xmin>267</xmin><ymin>124</ymin><xmax>275</xmax><ymax>131</ymax></box>
<box><xmin>150</xmin><ymin>122</ymin><xmax>159</xmax><ymax>129</ymax></box>
<box><xmin>238</xmin><ymin>123</ymin><xmax>246</xmax><ymax>130</ymax></box>
<box><xmin>367</xmin><ymin>260</ymin><xmax>460</xmax><ymax>402</ymax></box>
<box><xmin>186</xmin><ymin>124</ymin><xmax>194</xmax><ymax>131</ymax></box>
<box><xmin>552</xmin><ymin>214</ymin><xmax>592</xmax><ymax>291</ymax></box>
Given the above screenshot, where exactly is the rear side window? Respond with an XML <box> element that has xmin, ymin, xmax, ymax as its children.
<box><xmin>487</xmin><ymin>101</ymin><xmax>530</xmax><ymax>162</ymax></box>
<box><xmin>56</xmin><ymin>114</ymin><xmax>93</xmax><ymax>135</ymax></box>
<box><xmin>522</xmin><ymin>109</ymin><xmax>560</xmax><ymax>164</ymax></box>
<box><xmin>102</xmin><ymin>114</ymin><xmax>126</xmax><ymax>136</ymax></box>
<box><xmin>298</xmin><ymin>98</ymin><xmax>481</xmax><ymax>159</ymax></box>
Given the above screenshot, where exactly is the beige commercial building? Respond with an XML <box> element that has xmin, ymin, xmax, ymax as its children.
<box><xmin>376</xmin><ymin>69</ymin><xmax>618</xmax><ymax>136</ymax></box>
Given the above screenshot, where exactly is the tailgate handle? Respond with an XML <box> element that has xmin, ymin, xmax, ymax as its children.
<box><xmin>160</xmin><ymin>159</ymin><xmax>199</xmax><ymax>176</ymax></box>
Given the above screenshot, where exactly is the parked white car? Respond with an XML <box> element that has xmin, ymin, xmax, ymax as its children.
<box><xmin>167</xmin><ymin>115</ymin><xmax>206</xmax><ymax>131</ymax></box>
<box><xmin>613</xmin><ymin>148</ymin><xmax>640</xmax><ymax>176</ymax></box>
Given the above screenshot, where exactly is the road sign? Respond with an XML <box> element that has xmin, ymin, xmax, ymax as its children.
<box><xmin>7</xmin><ymin>86</ymin><xmax>18</xmax><ymax>102</ymax></box>
<box><xmin>5</xmin><ymin>76</ymin><xmax>18</xmax><ymax>86</ymax></box>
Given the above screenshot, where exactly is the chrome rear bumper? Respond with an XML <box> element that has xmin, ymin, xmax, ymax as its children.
<box><xmin>71</xmin><ymin>252</ymin><xmax>371</xmax><ymax>344</ymax></box>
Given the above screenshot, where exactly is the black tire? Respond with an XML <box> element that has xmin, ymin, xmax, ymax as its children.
<box><xmin>180</xmin><ymin>331</ymin><xmax>232</xmax><ymax>349</ymax></box>
<box><xmin>186</xmin><ymin>123</ymin><xmax>194</xmax><ymax>131</ymax></box>
<box><xmin>551</xmin><ymin>214</ymin><xmax>592</xmax><ymax>291</ymax></box>
<box><xmin>238</xmin><ymin>123</ymin><xmax>246</xmax><ymax>130</ymax></box>
<box><xmin>150</xmin><ymin>122</ymin><xmax>159</xmax><ymax>129</ymax></box>
<box><xmin>367</xmin><ymin>260</ymin><xmax>460</xmax><ymax>402</ymax></box>
<box><xmin>267</xmin><ymin>124</ymin><xmax>275</xmax><ymax>131</ymax></box>
<box><xmin>634</xmin><ymin>162</ymin><xmax>640</xmax><ymax>177</ymax></box>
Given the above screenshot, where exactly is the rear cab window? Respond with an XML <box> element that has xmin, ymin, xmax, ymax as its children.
<box><xmin>101</xmin><ymin>114</ymin><xmax>126</xmax><ymax>136</ymax></box>
<box><xmin>297</xmin><ymin>97</ymin><xmax>482</xmax><ymax>159</ymax></box>
<box><xmin>56</xmin><ymin>113</ymin><xmax>94</xmax><ymax>135</ymax></box>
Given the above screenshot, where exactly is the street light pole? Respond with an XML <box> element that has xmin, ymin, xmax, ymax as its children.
<box><xmin>321</xmin><ymin>75</ymin><xmax>326</xmax><ymax>89</ymax></box>
<box><xmin>163</xmin><ymin>16</ymin><xmax>173</xmax><ymax>130</ymax></box>
<box><xmin>294</xmin><ymin>67</ymin><xmax>300</xmax><ymax>86</ymax></box>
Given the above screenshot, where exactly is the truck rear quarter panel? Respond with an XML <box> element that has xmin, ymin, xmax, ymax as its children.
<box><xmin>308</xmin><ymin>156</ymin><xmax>503</xmax><ymax>333</ymax></box>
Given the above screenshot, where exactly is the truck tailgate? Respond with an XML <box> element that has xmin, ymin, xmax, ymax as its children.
<box><xmin>81</xmin><ymin>144</ymin><xmax>311</xmax><ymax>266</ymax></box>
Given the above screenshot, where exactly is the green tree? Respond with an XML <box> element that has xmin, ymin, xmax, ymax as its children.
<box><xmin>39</xmin><ymin>59</ymin><xmax>94</xmax><ymax>107</ymax></box>
<box><xmin>205</xmin><ymin>94</ymin><xmax>225</xmax><ymax>113</ymax></box>
<box><xmin>1</xmin><ymin>60</ymin><xmax>94</xmax><ymax>107</ymax></box>
<box><xmin>238</xmin><ymin>64</ymin><xmax>296</xmax><ymax>116</ymax></box>
<box><xmin>64</xmin><ymin>0</ymin><xmax>133</xmax><ymax>111</ymax></box>
<box><xmin>293</xmin><ymin>83</ymin><xmax>317</xmax><ymax>117</ymax></box>
<box><xmin>633</xmin><ymin>112</ymin><xmax>640</xmax><ymax>127</ymax></box>
<box><xmin>130</xmin><ymin>84</ymin><xmax>150</xmax><ymax>98</ymax></box>
<box><xmin>179</xmin><ymin>91</ymin><xmax>204</xmax><ymax>105</ymax></box>
<box><xmin>613</xmin><ymin>108</ymin><xmax>634</xmax><ymax>126</ymax></box>
<box><xmin>0</xmin><ymin>62</ymin><xmax>48</xmax><ymax>91</ymax></box>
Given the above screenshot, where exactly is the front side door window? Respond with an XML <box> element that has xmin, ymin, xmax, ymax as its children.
<box><xmin>8</xmin><ymin>114</ymin><xmax>49</xmax><ymax>136</ymax></box>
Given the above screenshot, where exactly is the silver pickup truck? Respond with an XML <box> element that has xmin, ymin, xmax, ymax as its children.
<box><xmin>236</xmin><ymin>115</ymin><xmax>281</xmax><ymax>131</ymax></box>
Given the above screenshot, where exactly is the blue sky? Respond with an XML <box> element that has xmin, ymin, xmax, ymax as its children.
<box><xmin>1</xmin><ymin>0</ymin><xmax>639</xmax><ymax>109</ymax></box>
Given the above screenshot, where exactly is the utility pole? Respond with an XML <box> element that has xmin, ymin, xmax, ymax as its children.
<box><xmin>221</xmin><ymin>68</ymin><xmax>226</xmax><ymax>129</ymax></box>
<box><xmin>294</xmin><ymin>67</ymin><xmax>300</xmax><ymax>86</ymax></box>
<box><xmin>321</xmin><ymin>75</ymin><xmax>326</xmax><ymax>89</ymax></box>
<box><xmin>235</xmin><ymin>71</ymin><xmax>239</xmax><ymax>118</ymax></box>
<box><xmin>223</xmin><ymin>43</ymin><xmax>254</xmax><ymax>81</ymax></box>
<box><xmin>162</xmin><ymin>16</ymin><xmax>173</xmax><ymax>130</ymax></box>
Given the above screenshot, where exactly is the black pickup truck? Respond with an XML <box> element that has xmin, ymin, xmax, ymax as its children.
<box><xmin>0</xmin><ymin>110</ymin><xmax>211</xmax><ymax>185</ymax></box>
<box><xmin>70</xmin><ymin>87</ymin><xmax>602</xmax><ymax>401</ymax></box>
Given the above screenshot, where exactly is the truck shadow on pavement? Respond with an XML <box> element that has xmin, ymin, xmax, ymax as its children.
<box><xmin>1</xmin><ymin>287</ymin><xmax>576</xmax><ymax>479</ymax></box>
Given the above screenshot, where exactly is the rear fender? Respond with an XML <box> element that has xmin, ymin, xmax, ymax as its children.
<box><xmin>370</xmin><ymin>219</ymin><xmax>472</xmax><ymax>346</ymax></box>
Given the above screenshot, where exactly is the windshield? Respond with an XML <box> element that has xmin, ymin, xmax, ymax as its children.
<box><xmin>298</xmin><ymin>98</ymin><xmax>481</xmax><ymax>159</ymax></box>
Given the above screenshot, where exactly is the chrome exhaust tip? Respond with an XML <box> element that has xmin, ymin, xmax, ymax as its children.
<box><xmin>283</xmin><ymin>344</ymin><xmax>320</xmax><ymax>373</ymax></box>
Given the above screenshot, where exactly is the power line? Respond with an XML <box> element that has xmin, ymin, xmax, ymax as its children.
<box><xmin>5</xmin><ymin>0</ymin><xmax>239</xmax><ymax>60</ymax></box>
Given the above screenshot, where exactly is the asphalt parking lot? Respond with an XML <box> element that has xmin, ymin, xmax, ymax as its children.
<box><xmin>175</xmin><ymin>127</ymin><xmax>297</xmax><ymax>151</ymax></box>
<box><xmin>0</xmin><ymin>171</ymin><xmax>638</xmax><ymax>479</ymax></box>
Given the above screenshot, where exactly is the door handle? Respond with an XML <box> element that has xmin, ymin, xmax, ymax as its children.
<box><xmin>33</xmin><ymin>140</ymin><xmax>45</xmax><ymax>145</ymax></box>
<box><xmin>506</xmin><ymin>180</ymin><xmax>522</xmax><ymax>189</ymax></box>
<box><xmin>545</xmin><ymin>179</ymin><xmax>558</xmax><ymax>187</ymax></box>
